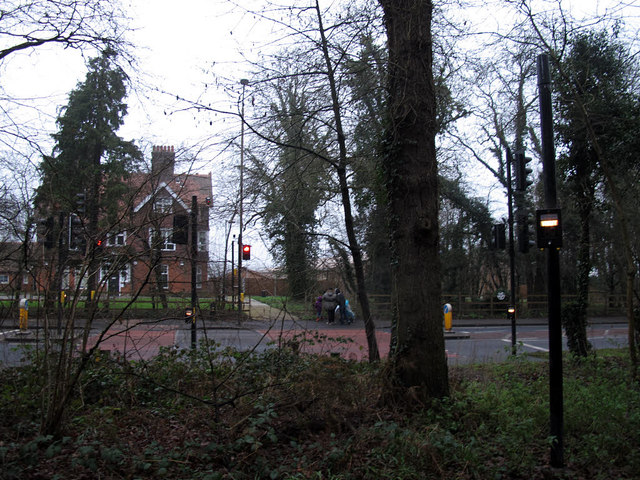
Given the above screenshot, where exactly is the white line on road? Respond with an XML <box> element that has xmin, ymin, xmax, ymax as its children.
<box><xmin>0</xmin><ymin>330</ymin><xmax>21</xmax><ymax>337</ymax></box>
<box><xmin>501</xmin><ymin>338</ymin><xmax>549</xmax><ymax>352</ymax></box>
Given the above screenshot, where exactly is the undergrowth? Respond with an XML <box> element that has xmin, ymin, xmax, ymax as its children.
<box><xmin>0</xmin><ymin>344</ymin><xmax>638</xmax><ymax>479</ymax></box>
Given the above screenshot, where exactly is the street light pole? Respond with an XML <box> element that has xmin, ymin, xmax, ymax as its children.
<box><xmin>506</xmin><ymin>147</ymin><xmax>517</xmax><ymax>355</ymax></box>
<box><xmin>238</xmin><ymin>78</ymin><xmax>249</xmax><ymax>318</ymax></box>
<box><xmin>231</xmin><ymin>235</ymin><xmax>235</xmax><ymax>309</ymax></box>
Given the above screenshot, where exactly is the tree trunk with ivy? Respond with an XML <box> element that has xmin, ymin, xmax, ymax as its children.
<box><xmin>379</xmin><ymin>0</ymin><xmax>449</xmax><ymax>400</ymax></box>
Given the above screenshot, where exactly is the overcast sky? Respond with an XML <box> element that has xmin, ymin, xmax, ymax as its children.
<box><xmin>4</xmin><ymin>0</ymin><xmax>637</xmax><ymax>158</ymax></box>
<box><xmin>3</xmin><ymin>0</ymin><xmax>639</xmax><ymax>268</ymax></box>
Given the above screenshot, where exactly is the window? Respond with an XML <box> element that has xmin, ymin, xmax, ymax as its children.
<box><xmin>107</xmin><ymin>231</ymin><xmax>127</xmax><ymax>247</ymax></box>
<box><xmin>0</xmin><ymin>274</ymin><xmax>9</xmax><ymax>284</ymax></box>
<box><xmin>198</xmin><ymin>230</ymin><xmax>209</xmax><ymax>251</ymax></box>
<box><xmin>120</xmin><ymin>265</ymin><xmax>130</xmax><ymax>284</ymax></box>
<box><xmin>196</xmin><ymin>265</ymin><xmax>202</xmax><ymax>289</ymax></box>
<box><xmin>158</xmin><ymin>265</ymin><xmax>169</xmax><ymax>289</ymax></box>
<box><xmin>149</xmin><ymin>228</ymin><xmax>175</xmax><ymax>251</ymax></box>
<box><xmin>154</xmin><ymin>197</ymin><xmax>173</xmax><ymax>213</ymax></box>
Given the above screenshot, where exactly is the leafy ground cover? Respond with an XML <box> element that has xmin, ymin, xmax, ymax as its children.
<box><xmin>0</xmin><ymin>344</ymin><xmax>638</xmax><ymax>479</ymax></box>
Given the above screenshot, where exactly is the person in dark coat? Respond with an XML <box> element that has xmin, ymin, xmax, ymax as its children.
<box><xmin>335</xmin><ymin>288</ymin><xmax>346</xmax><ymax>324</ymax></box>
<box><xmin>322</xmin><ymin>288</ymin><xmax>337</xmax><ymax>324</ymax></box>
<box><xmin>314</xmin><ymin>293</ymin><xmax>323</xmax><ymax>322</ymax></box>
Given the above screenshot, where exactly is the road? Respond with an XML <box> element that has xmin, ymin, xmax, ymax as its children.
<box><xmin>0</xmin><ymin>319</ymin><xmax>628</xmax><ymax>367</ymax></box>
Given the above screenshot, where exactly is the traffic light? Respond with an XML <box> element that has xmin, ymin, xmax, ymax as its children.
<box><xmin>514</xmin><ymin>150</ymin><xmax>533</xmax><ymax>192</ymax></box>
<box><xmin>491</xmin><ymin>223</ymin><xmax>506</xmax><ymax>250</ymax></box>
<box><xmin>242</xmin><ymin>244</ymin><xmax>251</xmax><ymax>260</ymax></box>
<box><xmin>184</xmin><ymin>306</ymin><xmax>195</xmax><ymax>323</ymax></box>
<box><xmin>42</xmin><ymin>216</ymin><xmax>55</xmax><ymax>249</ymax></box>
<box><xmin>95</xmin><ymin>238</ymin><xmax>104</xmax><ymax>254</ymax></box>
<box><xmin>517</xmin><ymin>212</ymin><xmax>534</xmax><ymax>253</ymax></box>
<box><xmin>68</xmin><ymin>214</ymin><xmax>86</xmax><ymax>251</ymax></box>
<box><xmin>75</xmin><ymin>192</ymin><xmax>86</xmax><ymax>214</ymax></box>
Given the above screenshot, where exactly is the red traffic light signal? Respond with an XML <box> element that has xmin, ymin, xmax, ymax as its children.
<box><xmin>242</xmin><ymin>244</ymin><xmax>251</xmax><ymax>260</ymax></box>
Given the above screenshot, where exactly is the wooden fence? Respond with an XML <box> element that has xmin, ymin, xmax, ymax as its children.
<box><xmin>368</xmin><ymin>291</ymin><xmax>627</xmax><ymax>320</ymax></box>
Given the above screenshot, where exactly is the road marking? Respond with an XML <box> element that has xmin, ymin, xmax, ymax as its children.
<box><xmin>501</xmin><ymin>338</ymin><xmax>549</xmax><ymax>352</ymax></box>
<box><xmin>0</xmin><ymin>330</ymin><xmax>21</xmax><ymax>337</ymax></box>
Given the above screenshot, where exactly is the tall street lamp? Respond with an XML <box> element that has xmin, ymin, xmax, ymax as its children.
<box><xmin>238</xmin><ymin>78</ymin><xmax>249</xmax><ymax>317</ymax></box>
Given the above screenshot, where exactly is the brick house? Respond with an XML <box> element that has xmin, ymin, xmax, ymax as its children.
<box><xmin>34</xmin><ymin>146</ymin><xmax>213</xmax><ymax>299</ymax></box>
<box><xmin>109</xmin><ymin>145</ymin><xmax>213</xmax><ymax>297</ymax></box>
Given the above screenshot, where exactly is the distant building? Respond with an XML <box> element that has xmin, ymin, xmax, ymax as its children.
<box><xmin>33</xmin><ymin>145</ymin><xmax>213</xmax><ymax>299</ymax></box>
<box><xmin>121</xmin><ymin>146</ymin><xmax>212</xmax><ymax>296</ymax></box>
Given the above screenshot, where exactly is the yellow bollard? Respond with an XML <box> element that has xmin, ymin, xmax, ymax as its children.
<box><xmin>443</xmin><ymin>303</ymin><xmax>453</xmax><ymax>331</ymax></box>
<box><xmin>19</xmin><ymin>299</ymin><xmax>29</xmax><ymax>330</ymax></box>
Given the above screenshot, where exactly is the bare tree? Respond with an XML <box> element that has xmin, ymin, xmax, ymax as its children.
<box><xmin>0</xmin><ymin>0</ymin><xmax>128</xmax><ymax>62</ymax></box>
<box><xmin>192</xmin><ymin>0</ymin><xmax>384</xmax><ymax>361</ymax></box>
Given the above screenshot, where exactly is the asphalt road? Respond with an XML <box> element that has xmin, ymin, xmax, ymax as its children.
<box><xmin>0</xmin><ymin>318</ymin><xmax>628</xmax><ymax>367</ymax></box>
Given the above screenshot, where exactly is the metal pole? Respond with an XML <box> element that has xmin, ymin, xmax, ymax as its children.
<box><xmin>238</xmin><ymin>78</ymin><xmax>249</xmax><ymax>318</ymax></box>
<box><xmin>538</xmin><ymin>53</ymin><xmax>563</xmax><ymax>469</ymax></box>
<box><xmin>231</xmin><ymin>236</ymin><xmax>235</xmax><ymax>309</ymax></box>
<box><xmin>506</xmin><ymin>148</ymin><xmax>517</xmax><ymax>354</ymax></box>
<box><xmin>222</xmin><ymin>219</ymin><xmax>234</xmax><ymax>303</ymax></box>
<box><xmin>190</xmin><ymin>196</ymin><xmax>198</xmax><ymax>349</ymax></box>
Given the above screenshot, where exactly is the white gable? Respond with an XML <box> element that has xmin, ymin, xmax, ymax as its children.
<box><xmin>133</xmin><ymin>182</ymin><xmax>190</xmax><ymax>213</ymax></box>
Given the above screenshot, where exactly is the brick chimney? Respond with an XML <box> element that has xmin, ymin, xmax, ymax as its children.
<box><xmin>151</xmin><ymin>145</ymin><xmax>175</xmax><ymax>183</ymax></box>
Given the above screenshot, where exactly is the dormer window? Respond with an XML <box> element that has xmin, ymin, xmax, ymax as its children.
<box><xmin>154</xmin><ymin>197</ymin><xmax>172</xmax><ymax>213</ymax></box>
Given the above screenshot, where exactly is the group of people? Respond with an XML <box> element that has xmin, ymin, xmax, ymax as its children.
<box><xmin>314</xmin><ymin>287</ymin><xmax>355</xmax><ymax>325</ymax></box>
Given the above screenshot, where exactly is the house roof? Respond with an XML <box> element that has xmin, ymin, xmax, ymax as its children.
<box><xmin>131</xmin><ymin>172</ymin><xmax>212</xmax><ymax>214</ymax></box>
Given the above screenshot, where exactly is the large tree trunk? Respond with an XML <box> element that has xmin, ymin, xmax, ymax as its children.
<box><xmin>563</xmin><ymin>162</ymin><xmax>594</xmax><ymax>358</ymax></box>
<box><xmin>380</xmin><ymin>0</ymin><xmax>449</xmax><ymax>400</ymax></box>
<box><xmin>571</xmin><ymin>185</ymin><xmax>593</xmax><ymax>356</ymax></box>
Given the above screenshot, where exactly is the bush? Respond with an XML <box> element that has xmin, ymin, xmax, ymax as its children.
<box><xmin>0</xmin><ymin>345</ymin><xmax>638</xmax><ymax>479</ymax></box>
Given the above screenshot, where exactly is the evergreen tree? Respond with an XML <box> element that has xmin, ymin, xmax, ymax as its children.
<box><xmin>555</xmin><ymin>29</ymin><xmax>640</xmax><ymax>357</ymax></box>
<box><xmin>38</xmin><ymin>48</ymin><xmax>141</xmax><ymax>219</ymax></box>
<box><xmin>261</xmin><ymin>79</ymin><xmax>325</xmax><ymax>299</ymax></box>
<box><xmin>36</xmin><ymin>48</ymin><xmax>142</xmax><ymax>306</ymax></box>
